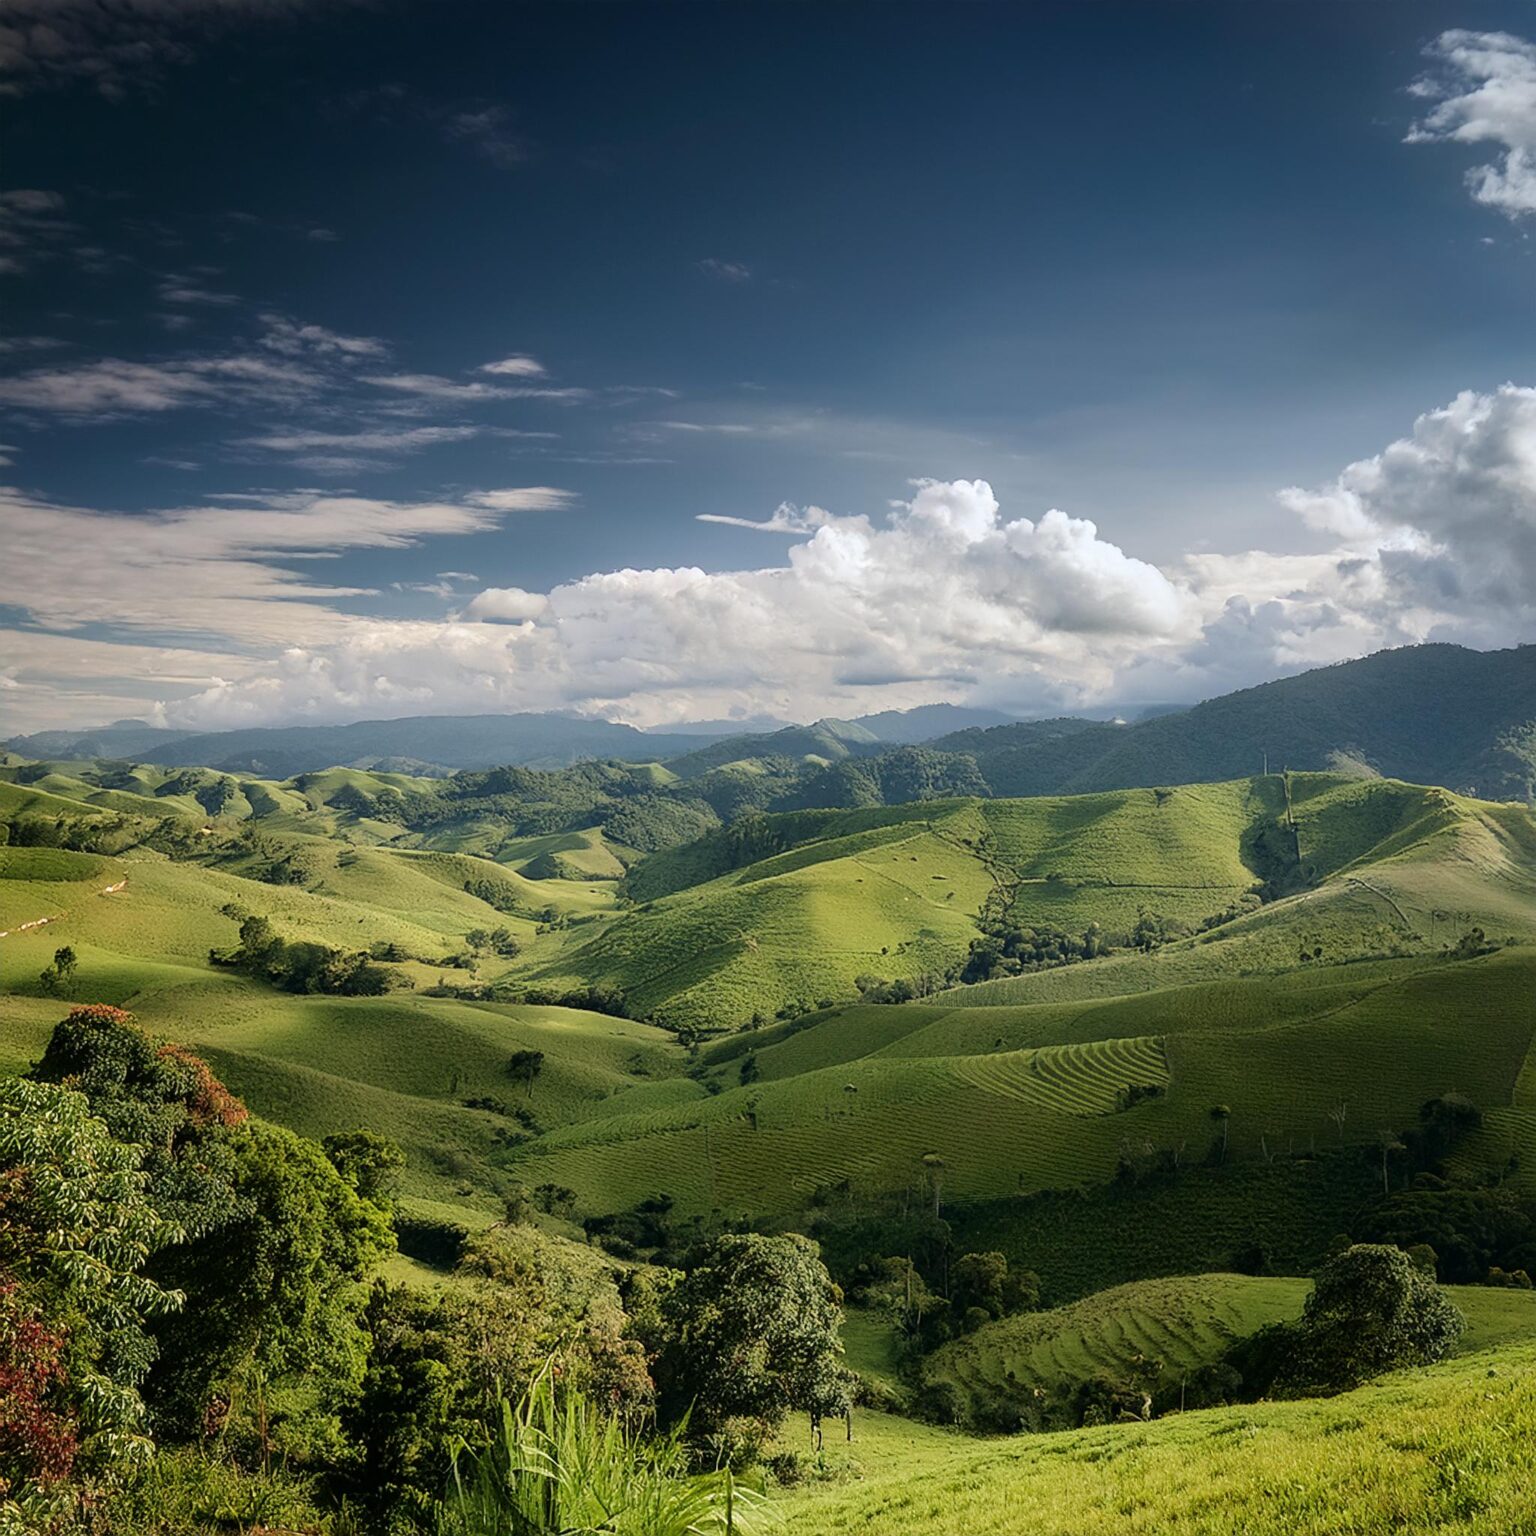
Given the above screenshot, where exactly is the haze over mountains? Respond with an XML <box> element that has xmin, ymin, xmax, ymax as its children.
<box><xmin>8</xmin><ymin>644</ymin><xmax>1534</xmax><ymax>802</ymax></box>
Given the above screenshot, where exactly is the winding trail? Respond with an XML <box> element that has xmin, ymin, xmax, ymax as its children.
<box><xmin>0</xmin><ymin>876</ymin><xmax>128</xmax><ymax>940</ymax></box>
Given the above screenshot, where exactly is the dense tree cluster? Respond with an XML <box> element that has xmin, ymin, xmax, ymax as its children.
<box><xmin>216</xmin><ymin>911</ymin><xmax>392</xmax><ymax>997</ymax></box>
<box><xmin>1</xmin><ymin>1008</ymin><xmax>854</xmax><ymax>1527</ymax></box>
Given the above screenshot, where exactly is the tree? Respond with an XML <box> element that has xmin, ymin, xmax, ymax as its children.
<box><xmin>950</xmin><ymin>1251</ymin><xmax>1040</xmax><ymax>1327</ymax></box>
<box><xmin>323</xmin><ymin>1130</ymin><xmax>406</xmax><ymax>1207</ymax></box>
<box><xmin>650</xmin><ymin>1233</ymin><xmax>852</xmax><ymax>1459</ymax></box>
<box><xmin>1209</xmin><ymin>1104</ymin><xmax>1231</xmax><ymax>1161</ymax></box>
<box><xmin>0</xmin><ymin>1077</ymin><xmax>184</xmax><ymax>1474</ymax></box>
<box><xmin>37</xmin><ymin>946</ymin><xmax>78</xmax><ymax>998</ymax></box>
<box><xmin>1274</xmin><ymin>1244</ymin><xmax>1464</xmax><ymax>1395</ymax></box>
<box><xmin>508</xmin><ymin>1050</ymin><xmax>545</xmax><ymax>1094</ymax></box>
<box><xmin>29</xmin><ymin>1006</ymin><xmax>391</xmax><ymax>1446</ymax></box>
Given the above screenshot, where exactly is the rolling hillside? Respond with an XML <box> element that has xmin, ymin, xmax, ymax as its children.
<box><xmin>2</xmin><ymin>749</ymin><xmax>1533</xmax><ymax>1258</ymax></box>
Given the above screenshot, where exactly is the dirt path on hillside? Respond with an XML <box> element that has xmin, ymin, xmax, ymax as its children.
<box><xmin>0</xmin><ymin>876</ymin><xmax>128</xmax><ymax>940</ymax></box>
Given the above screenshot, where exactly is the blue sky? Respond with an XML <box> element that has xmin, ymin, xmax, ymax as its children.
<box><xmin>1</xmin><ymin>1</ymin><xmax>1534</xmax><ymax>731</ymax></box>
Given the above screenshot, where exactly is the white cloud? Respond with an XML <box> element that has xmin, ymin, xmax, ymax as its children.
<box><xmin>696</xmin><ymin>258</ymin><xmax>753</xmax><ymax>283</ymax></box>
<box><xmin>241</xmin><ymin>425</ymin><xmax>484</xmax><ymax>456</ymax></box>
<box><xmin>479</xmin><ymin>354</ymin><xmax>546</xmax><ymax>377</ymax></box>
<box><xmin>698</xmin><ymin>502</ymin><xmax>839</xmax><ymax>534</ymax></box>
<box><xmin>258</xmin><ymin>314</ymin><xmax>387</xmax><ymax>358</ymax></box>
<box><xmin>1278</xmin><ymin>384</ymin><xmax>1536</xmax><ymax>613</ymax></box>
<box><xmin>363</xmin><ymin>372</ymin><xmax>588</xmax><ymax>404</ymax></box>
<box><xmin>5</xmin><ymin>388</ymin><xmax>1534</xmax><ymax>733</ymax></box>
<box><xmin>444</xmin><ymin>105</ymin><xmax>526</xmax><ymax>167</ymax></box>
<box><xmin>1408</xmin><ymin>30</ymin><xmax>1536</xmax><ymax>218</ymax></box>
<box><xmin>0</xmin><ymin>354</ymin><xmax>322</xmax><ymax>416</ymax></box>
<box><xmin>0</xmin><ymin>485</ymin><xmax>567</xmax><ymax>655</ymax></box>
<box><xmin>464</xmin><ymin>586</ymin><xmax>549</xmax><ymax>622</ymax></box>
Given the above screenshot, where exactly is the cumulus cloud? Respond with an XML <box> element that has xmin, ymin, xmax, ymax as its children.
<box><xmin>464</xmin><ymin>586</ymin><xmax>549</xmax><ymax>623</ymax></box>
<box><xmin>1277</xmin><ymin>384</ymin><xmax>1536</xmax><ymax>614</ymax></box>
<box><xmin>1408</xmin><ymin>30</ymin><xmax>1536</xmax><ymax>218</ymax></box>
<box><xmin>5</xmin><ymin>388</ymin><xmax>1534</xmax><ymax>732</ymax></box>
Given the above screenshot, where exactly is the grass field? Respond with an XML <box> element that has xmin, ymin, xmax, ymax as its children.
<box><xmin>778</xmin><ymin>1342</ymin><xmax>1536</xmax><ymax>1535</ymax></box>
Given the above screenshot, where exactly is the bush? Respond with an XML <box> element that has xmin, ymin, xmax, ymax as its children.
<box><xmin>1251</xmin><ymin>1244</ymin><xmax>1465</xmax><ymax>1398</ymax></box>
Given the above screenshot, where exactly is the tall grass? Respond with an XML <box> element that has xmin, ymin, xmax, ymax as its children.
<box><xmin>443</xmin><ymin>1368</ymin><xmax>771</xmax><ymax>1536</ymax></box>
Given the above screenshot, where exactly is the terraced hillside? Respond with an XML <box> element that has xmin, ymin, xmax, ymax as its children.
<box><xmin>921</xmin><ymin>1274</ymin><xmax>1536</xmax><ymax>1421</ymax></box>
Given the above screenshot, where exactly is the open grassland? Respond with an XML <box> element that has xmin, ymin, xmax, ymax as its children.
<box><xmin>3</xmin><ymin>764</ymin><xmax>1533</xmax><ymax>1237</ymax></box>
<box><xmin>781</xmin><ymin>1342</ymin><xmax>1536</xmax><ymax>1535</ymax></box>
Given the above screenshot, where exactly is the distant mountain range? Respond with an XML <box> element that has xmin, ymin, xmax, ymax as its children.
<box><xmin>3</xmin><ymin>702</ymin><xmax>1026</xmax><ymax>777</ymax></box>
<box><xmin>5</xmin><ymin>645</ymin><xmax>1534</xmax><ymax>801</ymax></box>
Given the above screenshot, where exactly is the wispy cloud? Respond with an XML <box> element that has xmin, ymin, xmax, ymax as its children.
<box><xmin>0</xmin><ymin>354</ymin><xmax>323</xmax><ymax>418</ymax></box>
<box><xmin>444</xmin><ymin>105</ymin><xmax>527</xmax><ymax>167</ymax></box>
<box><xmin>258</xmin><ymin>314</ymin><xmax>388</xmax><ymax>359</ymax></box>
<box><xmin>1408</xmin><ymin>30</ymin><xmax>1536</xmax><ymax>218</ymax></box>
<box><xmin>698</xmin><ymin>503</ymin><xmax>837</xmax><ymax>534</ymax></box>
<box><xmin>364</xmin><ymin>372</ymin><xmax>589</xmax><ymax>404</ymax></box>
<box><xmin>0</xmin><ymin>0</ymin><xmax>342</xmax><ymax>98</ymax></box>
<box><xmin>696</xmin><ymin>258</ymin><xmax>753</xmax><ymax>283</ymax></box>
<box><xmin>479</xmin><ymin>354</ymin><xmax>546</xmax><ymax>377</ymax></box>
<box><xmin>0</xmin><ymin>188</ymin><xmax>77</xmax><ymax>272</ymax></box>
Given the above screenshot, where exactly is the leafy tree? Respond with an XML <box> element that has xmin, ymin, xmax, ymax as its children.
<box><xmin>1273</xmin><ymin>1243</ymin><xmax>1464</xmax><ymax>1395</ymax></box>
<box><xmin>650</xmin><ymin>1234</ymin><xmax>852</xmax><ymax>1458</ymax></box>
<box><xmin>30</xmin><ymin>1006</ymin><xmax>391</xmax><ymax>1447</ymax></box>
<box><xmin>0</xmin><ymin>1078</ymin><xmax>183</xmax><ymax>1473</ymax></box>
<box><xmin>950</xmin><ymin>1251</ymin><xmax>1040</xmax><ymax>1327</ymax></box>
<box><xmin>37</xmin><ymin>946</ymin><xmax>78</xmax><ymax>997</ymax></box>
<box><xmin>323</xmin><ymin>1131</ymin><xmax>406</xmax><ymax>1207</ymax></box>
<box><xmin>508</xmin><ymin>1050</ymin><xmax>545</xmax><ymax>1093</ymax></box>
<box><xmin>0</xmin><ymin>1279</ymin><xmax>77</xmax><ymax>1488</ymax></box>
<box><xmin>150</xmin><ymin>1122</ymin><xmax>394</xmax><ymax>1448</ymax></box>
<box><xmin>343</xmin><ymin>1284</ymin><xmax>473</xmax><ymax>1527</ymax></box>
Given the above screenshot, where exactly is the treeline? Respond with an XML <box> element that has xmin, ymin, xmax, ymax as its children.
<box><xmin>0</xmin><ymin>1006</ymin><xmax>855</xmax><ymax>1530</ymax></box>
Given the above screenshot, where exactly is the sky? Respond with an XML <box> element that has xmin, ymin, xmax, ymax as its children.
<box><xmin>1</xmin><ymin>0</ymin><xmax>1534</xmax><ymax>734</ymax></box>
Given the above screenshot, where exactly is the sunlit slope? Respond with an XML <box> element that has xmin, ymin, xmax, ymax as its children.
<box><xmin>532</xmin><ymin>782</ymin><xmax>1281</xmax><ymax>1034</ymax></box>
<box><xmin>946</xmin><ymin>776</ymin><xmax>1536</xmax><ymax>1008</ymax></box>
<box><xmin>514</xmin><ymin>947</ymin><xmax>1536</xmax><ymax>1219</ymax></box>
<box><xmin>781</xmin><ymin>1342</ymin><xmax>1536</xmax><ymax>1536</ymax></box>
<box><xmin>529</xmin><ymin>776</ymin><xmax>1536</xmax><ymax>1034</ymax></box>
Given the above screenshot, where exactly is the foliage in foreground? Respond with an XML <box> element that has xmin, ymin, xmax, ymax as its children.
<box><xmin>444</xmin><ymin>1368</ymin><xmax>769</xmax><ymax>1536</ymax></box>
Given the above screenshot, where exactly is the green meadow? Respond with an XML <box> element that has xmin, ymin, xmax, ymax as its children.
<box><xmin>3</xmin><ymin>750</ymin><xmax>1535</xmax><ymax>1532</ymax></box>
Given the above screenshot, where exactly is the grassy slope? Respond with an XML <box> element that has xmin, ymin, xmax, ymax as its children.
<box><xmin>513</xmin><ymin>946</ymin><xmax>1536</xmax><ymax>1219</ymax></box>
<box><xmin>3</xmin><ymin>766</ymin><xmax>1533</xmax><ymax>1236</ymax></box>
<box><xmin>781</xmin><ymin>1341</ymin><xmax>1536</xmax><ymax>1535</ymax></box>
<box><xmin>922</xmin><ymin>1273</ymin><xmax>1536</xmax><ymax>1411</ymax></box>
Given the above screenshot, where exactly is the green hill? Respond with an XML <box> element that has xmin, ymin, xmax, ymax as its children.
<box><xmin>781</xmin><ymin>1341</ymin><xmax>1536</xmax><ymax>1535</ymax></box>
